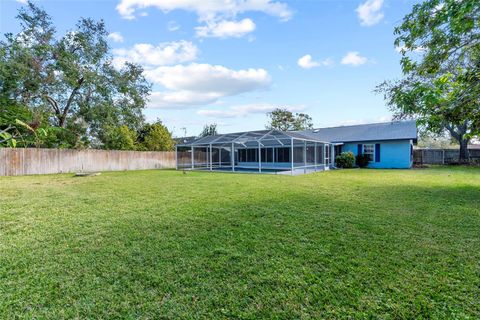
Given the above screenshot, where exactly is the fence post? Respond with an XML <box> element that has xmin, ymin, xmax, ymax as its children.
<box><xmin>175</xmin><ymin>145</ymin><xmax>178</xmax><ymax>170</ymax></box>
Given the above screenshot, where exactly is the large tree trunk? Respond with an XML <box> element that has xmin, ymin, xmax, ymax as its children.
<box><xmin>459</xmin><ymin>138</ymin><xmax>469</xmax><ymax>162</ymax></box>
<box><xmin>446</xmin><ymin>122</ymin><xmax>470</xmax><ymax>163</ymax></box>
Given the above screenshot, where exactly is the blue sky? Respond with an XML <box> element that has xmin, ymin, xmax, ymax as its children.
<box><xmin>1</xmin><ymin>0</ymin><xmax>420</xmax><ymax>137</ymax></box>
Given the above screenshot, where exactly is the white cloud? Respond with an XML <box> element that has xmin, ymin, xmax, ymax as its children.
<box><xmin>167</xmin><ymin>20</ymin><xmax>180</xmax><ymax>31</ymax></box>
<box><xmin>148</xmin><ymin>91</ymin><xmax>222</xmax><ymax>108</ymax></box>
<box><xmin>298</xmin><ymin>55</ymin><xmax>319</xmax><ymax>69</ymax></box>
<box><xmin>297</xmin><ymin>54</ymin><xmax>334</xmax><ymax>69</ymax></box>
<box><xmin>341</xmin><ymin>51</ymin><xmax>368</xmax><ymax>66</ymax></box>
<box><xmin>112</xmin><ymin>40</ymin><xmax>198</xmax><ymax>68</ymax></box>
<box><xmin>16</xmin><ymin>0</ymin><xmax>28</xmax><ymax>3</ymax></box>
<box><xmin>116</xmin><ymin>0</ymin><xmax>292</xmax><ymax>21</ymax></box>
<box><xmin>196</xmin><ymin>18</ymin><xmax>256</xmax><ymax>38</ymax></box>
<box><xmin>356</xmin><ymin>0</ymin><xmax>384</xmax><ymax>26</ymax></box>
<box><xmin>145</xmin><ymin>63</ymin><xmax>271</xmax><ymax>108</ymax></box>
<box><xmin>108</xmin><ymin>32</ymin><xmax>124</xmax><ymax>43</ymax></box>
<box><xmin>197</xmin><ymin>103</ymin><xmax>305</xmax><ymax>118</ymax></box>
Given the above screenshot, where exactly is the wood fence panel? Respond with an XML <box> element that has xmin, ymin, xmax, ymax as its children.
<box><xmin>0</xmin><ymin>148</ymin><xmax>175</xmax><ymax>176</ymax></box>
<box><xmin>414</xmin><ymin>148</ymin><xmax>480</xmax><ymax>165</ymax></box>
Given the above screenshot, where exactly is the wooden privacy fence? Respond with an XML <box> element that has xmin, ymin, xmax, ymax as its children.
<box><xmin>413</xmin><ymin>148</ymin><xmax>480</xmax><ymax>165</ymax></box>
<box><xmin>0</xmin><ymin>148</ymin><xmax>176</xmax><ymax>176</ymax></box>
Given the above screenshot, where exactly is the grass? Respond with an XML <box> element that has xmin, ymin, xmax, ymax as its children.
<box><xmin>0</xmin><ymin>167</ymin><xmax>479</xmax><ymax>319</ymax></box>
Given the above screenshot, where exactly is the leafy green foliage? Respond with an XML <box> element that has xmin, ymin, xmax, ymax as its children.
<box><xmin>0</xmin><ymin>128</ymin><xmax>16</xmax><ymax>148</ymax></box>
<box><xmin>199</xmin><ymin>123</ymin><xmax>218</xmax><ymax>137</ymax></box>
<box><xmin>378</xmin><ymin>0</ymin><xmax>480</xmax><ymax>161</ymax></box>
<box><xmin>137</xmin><ymin>121</ymin><xmax>175</xmax><ymax>151</ymax></box>
<box><xmin>103</xmin><ymin>125</ymin><xmax>137</xmax><ymax>150</ymax></box>
<box><xmin>266</xmin><ymin>108</ymin><xmax>313</xmax><ymax>131</ymax></box>
<box><xmin>355</xmin><ymin>154</ymin><xmax>371</xmax><ymax>168</ymax></box>
<box><xmin>0</xmin><ymin>110</ymin><xmax>57</xmax><ymax>148</ymax></box>
<box><xmin>1</xmin><ymin>168</ymin><xmax>479</xmax><ymax>318</ymax></box>
<box><xmin>0</xmin><ymin>2</ymin><xmax>151</xmax><ymax>148</ymax></box>
<box><xmin>335</xmin><ymin>151</ymin><xmax>355</xmax><ymax>168</ymax></box>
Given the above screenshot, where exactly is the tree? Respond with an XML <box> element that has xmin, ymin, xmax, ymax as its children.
<box><xmin>199</xmin><ymin>123</ymin><xmax>218</xmax><ymax>137</ymax></box>
<box><xmin>417</xmin><ymin>131</ymin><xmax>458</xmax><ymax>148</ymax></box>
<box><xmin>137</xmin><ymin>120</ymin><xmax>174</xmax><ymax>151</ymax></box>
<box><xmin>103</xmin><ymin>125</ymin><xmax>137</xmax><ymax>150</ymax></box>
<box><xmin>294</xmin><ymin>112</ymin><xmax>314</xmax><ymax>131</ymax></box>
<box><xmin>0</xmin><ymin>2</ymin><xmax>151</xmax><ymax>148</ymax></box>
<box><xmin>266</xmin><ymin>108</ymin><xmax>313</xmax><ymax>131</ymax></box>
<box><xmin>377</xmin><ymin>0</ymin><xmax>480</xmax><ymax>161</ymax></box>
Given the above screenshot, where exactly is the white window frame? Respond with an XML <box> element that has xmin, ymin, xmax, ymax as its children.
<box><xmin>363</xmin><ymin>144</ymin><xmax>375</xmax><ymax>161</ymax></box>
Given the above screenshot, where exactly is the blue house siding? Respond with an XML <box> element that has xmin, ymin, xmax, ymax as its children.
<box><xmin>342</xmin><ymin>140</ymin><xmax>413</xmax><ymax>169</ymax></box>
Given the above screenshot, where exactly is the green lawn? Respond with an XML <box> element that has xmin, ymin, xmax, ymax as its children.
<box><xmin>1</xmin><ymin>167</ymin><xmax>479</xmax><ymax>319</ymax></box>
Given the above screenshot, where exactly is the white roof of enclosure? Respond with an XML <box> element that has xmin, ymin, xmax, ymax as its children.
<box><xmin>177</xmin><ymin>129</ymin><xmax>330</xmax><ymax>148</ymax></box>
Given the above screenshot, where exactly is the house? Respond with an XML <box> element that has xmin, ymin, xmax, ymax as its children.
<box><xmin>175</xmin><ymin>121</ymin><xmax>417</xmax><ymax>174</ymax></box>
<box><xmin>299</xmin><ymin>120</ymin><xmax>417</xmax><ymax>169</ymax></box>
<box><xmin>173</xmin><ymin>136</ymin><xmax>198</xmax><ymax>145</ymax></box>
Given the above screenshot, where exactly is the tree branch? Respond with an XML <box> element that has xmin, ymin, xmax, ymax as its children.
<box><xmin>59</xmin><ymin>76</ymin><xmax>84</xmax><ymax>127</ymax></box>
<box><xmin>44</xmin><ymin>95</ymin><xmax>61</xmax><ymax>115</ymax></box>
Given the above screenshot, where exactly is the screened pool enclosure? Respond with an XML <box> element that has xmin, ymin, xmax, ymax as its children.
<box><xmin>176</xmin><ymin>130</ymin><xmax>335</xmax><ymax>175</ymax></box>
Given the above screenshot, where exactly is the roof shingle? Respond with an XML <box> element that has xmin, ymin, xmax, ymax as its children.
<box><xmin>298</xmin><ymin>121</ymin><xmax>417</xmax><ymax>143</ymax></box>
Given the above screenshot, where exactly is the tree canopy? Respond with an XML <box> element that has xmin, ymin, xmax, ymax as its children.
<box><xmin>199</xmin><ymin>123</ymin><xmax>218</xmax><ymax>137</ymax></box>
<box><xmin>266</xmin><ymin>108</ymin><xmax>313</xmax><ymax>131</ymax></box>
<box><xmin>0</xmin><ymin>1</ymin><xmax>152</xmax><ymax>149</ymax></box>
<box><xmin>377</xmin><ymin>0</ymin><xmax>479</xmax><ymax>160</ymax></box>
<box><xmin>137</xmin><ymin>120</ymin><xmax>175</xmax><ymax>151</ymax></box>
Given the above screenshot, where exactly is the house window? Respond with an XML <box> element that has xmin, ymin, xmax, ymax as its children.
<box><xmin>363</xmin><ymin>144</ymin><xmax>374</xmax><ymax>161</ymax></box>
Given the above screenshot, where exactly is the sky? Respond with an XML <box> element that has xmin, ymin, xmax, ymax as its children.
<box><xmin>0</xmin><ymin>0</ymin><xmax>422</xmax><ymax>137</ymax></box>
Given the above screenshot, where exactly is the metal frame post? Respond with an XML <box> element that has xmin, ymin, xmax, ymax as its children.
<box><xmin>314</xmin><ymin>142</ymin><xmax>317</xmax><ymax>172</ymax></box>
<box><xmin>258</xmin><ymin>141</ymin><xmax>262</xmax><ymax>173</ymax></box>
<box><xmin>323</xmin><ymin>144</ymin><xmax>326</xmax><ymax>166</ymax></box>
<box><xmin>191</xmin><ymin>146</ymin><xmax>194</xmax><ymax>169</ymax></box>
<box><xmin>231</xmin><ymin>142</ymin><xmax>235</xmax><ymax>172</ymax></box>
<box><xmin>304</xmin><ymin>140</ymin><xmax>307</xmax><ymax>174</ymax></box>
<box><xmin>209</xmin><ymin>144</ymin><xmax>213</xmax><ymax>171</ymax></box>
<box><xmin>291</xmin><ymin>138</ymin><xmax>294</xmax><ymax>175</ymax></box>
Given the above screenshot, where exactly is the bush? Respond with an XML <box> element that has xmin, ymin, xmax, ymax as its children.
<box><xmin>335</xmin><ymin>152</ymin><xmax>355</xmax><ymax>168</ymax></box>
<box><xmin>137</xmin><ymin>121</ymin><xmax>175</xmax><ymax>151</ymax></box>
<box><xmin>103</xmin><ymin>125</ymin><xmax>137</xmax><ymax>150</ymax></box>
<box><xmin>356</xmin><ymin>154</ymin><xmax>371</xmax><ymax>168</ymax></box>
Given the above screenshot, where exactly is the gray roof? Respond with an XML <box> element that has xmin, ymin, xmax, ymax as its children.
<box><xmin>173</xmin><ymin>136</ymin><xmax>198</xmax><ymax>145</ymax></box>
<box><xmin>298</xmin><ymin>121</ymin><xmax>417</xmax><ymax>143</ymax></box>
